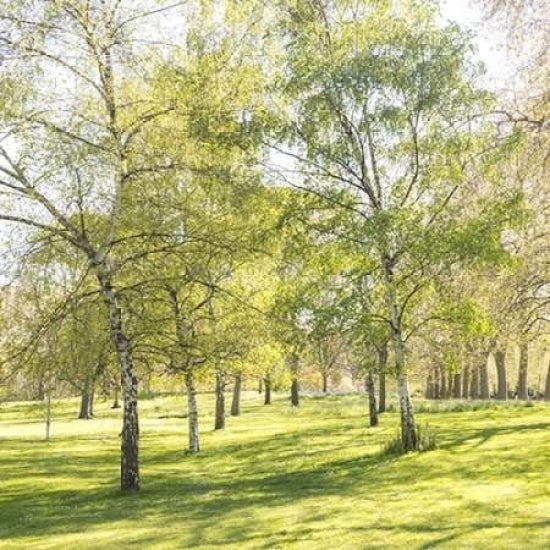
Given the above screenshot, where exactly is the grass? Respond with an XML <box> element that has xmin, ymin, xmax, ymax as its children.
<box><xmin>1</xmin><ymin>392</ymin><xmax>550</xmax><ymax>549</ymax></box>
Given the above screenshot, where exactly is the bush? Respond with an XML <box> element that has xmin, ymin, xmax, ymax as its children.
<box><xmin>381</xmin><ymin>424</ymin><xmax>437</xmax><ymax>456</ymax></box>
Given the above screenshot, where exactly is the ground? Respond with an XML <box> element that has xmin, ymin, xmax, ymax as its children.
<box><xmin>1</xmin><ymin>392</ymin><xmax>549</xmax><ymax>549</ymax></box>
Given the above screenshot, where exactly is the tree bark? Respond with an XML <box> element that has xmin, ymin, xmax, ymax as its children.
<box><xmin>78</xmin><ymin>388</ymin><xmax>93</xmax><ymax>419</ymax></box>
<box><xmin>264</xmin><ymin>373</ymin><xmax>272</xmax><ymax>405</ymax></box>
<box><xmin>383</xmin><ymin>255</ymin><xmax>416</xmax><ymax>451</ymax></box>
<box><xmin>518</xmin><ymin>343</ymin><xmax>528</xmax><ymax>400</ymax></box>
<box><xmin>495</xmin><ymin>350</ymin><xmax>507</xmax><ymax>400</ymax></box>
<box><xmin>366</xmin><ymin>370</ymin><xmax>378</xmax><ymax>427</ymax></box>
<box><xmin>480</xmin><ymin>353</ymin><xmax>491</xmax><ymax>399</ymax></box>
<box><xmin>322</xmin><ymin>372</ymin><xmax>328</xmax><ymax>393</ymax></box>
<box><xmin>96</xmin><ymin>266</ymin><xmax>139</xmax><ymax>491</ymax></box>
<box><xmin>544</xmin><ymin>360</ymin><xmax>550</xmax><ymax>402</ymax></box>
<box><xmin>231</xmin><ymin>373</ymin><xmax>242</xmax><ymax>417</ymax></box>
<box><xmin>470</xmin><ymin>364</ymin><xmax>479</xmax><ymax>399</ymax></box>
<box><xmin>185</xmin><ymin>370</ymin><xmax>200</xmax><ymax>453</ymax></box>
<box><xmin>452</xmin><ymin>372</ymin><xmax>461</xmax><ymax>399</ymax></box>
<box><xmin>378</xmin><ymin>345</ymin><xmax>387</xmax><ymax>413</ymax></box>
<box><xmin>214</xmin><ymin>369</ymin><xmax>225</xmax><ymax>430</ymax></box>
<box><xmin>462</xmin><ymin>363</ymin><xmax>470</xmax><ymax>399</ymax></box>
<box><xmin>291</xmin><ymin>378</ymin><xmax>300</xmax><ymax>407</ymax></box>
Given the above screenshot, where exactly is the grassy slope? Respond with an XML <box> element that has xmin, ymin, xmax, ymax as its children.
<box><xmin>1</xmin><ymin>392</ymin><xmax>550</xmax><ymax>549</ymax></box>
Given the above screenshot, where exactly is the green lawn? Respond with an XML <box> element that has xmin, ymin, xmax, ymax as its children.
<box><xmin>1</xmin><ymin>392</ymin><xmax>550</xmax><ymax>549</ymax></box>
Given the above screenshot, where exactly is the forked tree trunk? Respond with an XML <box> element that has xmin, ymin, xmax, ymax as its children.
<box><xmin>480</xmin><ymin>353</ymin><xmax>490</xmax><ymax>399</ymax></box>
<box><xmin>214</xmin><ymin>369</ymin><xmax>226</xmax><ymax>430</ymax></box>
<box><xmin>544</xmin><ymin>360</ymin><xmax>550</xmax><ymax>402</ymax></box>
<box><xmin>378</xmin><ymin>345</ymin><xmax>387</xmax><ymax>413</ymax></box>
<box><xmin>231</xmin><ymin>373</ymin><xmax>242</xmax><ymax>417</ymax></box>
<box><xmin>518</xmin><ymin>344</ymin><xmax>528</xmax><ymax>400</ymax></box>
<box><xmin>185</xmin><ymin>370</ymin><xmax>199</xmax><ymax>453</ymax></box>
<box><xmin>322</xmin><ymin>372</ymin><xmax>328</xmax><ymax>393</ymax></box>
<box><xmin>495</xmin><ymin>351</ymin><xmax>507</xmax><ymax>400</ymax></box>
<box><xmin>97</xmin><ymin>267</ymin><xmax>139</xmax><ymax>491</ymax></box>
<box><xmin>264</xmin><ymin>373</ymin><xmax>272</xmax><ymax>405</ymax></box>
<box><xmin>452</xmin><ymin>372</ymin><xmax>461</xmax><ymax>398</ymax></box>
<box><xmin>366</xmin><ymin>370</ymin><xmax>378</xmax><ymax>427</ymax></box>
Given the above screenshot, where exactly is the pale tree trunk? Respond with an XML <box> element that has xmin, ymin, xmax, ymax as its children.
<box><xmin>366</xmin><ymin>370</ymin><xmax>378</xmax><ymax>427</ymax></box>
<box><xmin>470</xmin><ymin>364</ymin><xmax>479</xmax><ymax>399</ymax></box>
<box><xmin>462</xmin><ymin>364</ymin><xmax>470</xmax><ymax>399</ymax></box>
<box><xmin>264</xmin><ymin>373</ymin><xmax>272</xmax><ymax>405</ymax></box>
<box><xmin>96</xmin><ymin>267</ymin><xmax>139</xmax><ymax>491</ymax></box>
<box><xmin>231</xmin><ymin>373</ymin><xmax>242</xmax><ymax>417</ymax></box>
<box><xmin>185</xmin><ymin>370</ymin><xmax>200</xmax><ymax>453</ymax></box>
<box><xmin>518</xmin><ymin>344</ymin><xmax>528</xmax><ymax>400</ymax></box>
<box><xmin>214</xmin><ymin>369</ymin><xmax>226</xmax><ymax>430</ymax></box>
<box><xmin>480</xmin><ymin>352</ymin><xmax>491</xmax><ymax>399</ymax></box>
<box><xmin>495</xmin><ymin>351</ymin><xmax>507</xmax><ymax>400</ymax></box>
<box><xmin>383</xmin><ymin>255</ymin><xmax>416</xmax><ymax>451</ymax></box>
<box><xmin>544</xmin><ymin>360</ymin><xmax>550</xmax><ymax>402</ymax></box>
<box><xmin>378</xmin><ymin>345</ymin><xmax>387</xmax><ymax>413</ymax></box>
<box><xmin>452</xmin><ymin>372</ymin><xmax>461</xmax><ymax>398</ymax></box>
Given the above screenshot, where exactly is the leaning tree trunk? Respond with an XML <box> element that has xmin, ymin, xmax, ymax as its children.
<box><xmin>214</xmin><ymin>369</ymin><xmax>226</xmax><ymax>430</ymax></box>
<box><xmin>264</xmin><ymin>373</ymin><xmax>272</xmax><ymax>405</ymax></box>
<box><xmin>378</xmin><ymin>345</ymin><xmax>387</xmax><ymax>413</ymax></box>
<box><xmin>517</xmin><ymin>343</ymin><xmax>528</xmax><ymax>400</ymax></box>
<box><xmin>495</xmin><ymin>350</ymin><xmax>507</xmax><ymax>400</ymax></box>
<box><xmin>479</xmin><ymin>353</ymin><xmax>491</xmax><ymax>400</ymax></box>
<box><xmin>366</xmin><ymin>370</ymin><xmax>378</xmax><ymax>427</ymax></box>
<box><xmin>185</xmin><ymin>369</ymin><xmax>200</xmax><ymax>453</ymax></box>
<box><xmin>544</xmin><ymin>360</ymin><xmax>550</xmax><ymax>402</ymax></box>
<box><xmin>231</xmin><ymin>373</ymin><xmax>242</xmax><ymax>417</ymax></box>
<box><xmin>96</xmin><ymin>266</ymin><xmax>139</xmax><ymax>491</ymax></box>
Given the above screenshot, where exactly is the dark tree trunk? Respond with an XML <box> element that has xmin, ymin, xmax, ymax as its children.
<box><xmin>480</xmin><ymin>353</ymin><xmax>491</xmax><ymax>399</ymax></box>
<box><xmin>231</xmin><ymin>373</ymin><xmax>242</xmax><ymax>417</ymax></box>
<box><xmin>290</xmin><ymin>378</ymin><xmax>299</xmax><ymax>407</ymax></box>
<box><xmin>378</xmin><ymin>345</ymin><xmax>387</xmax><ymax>413</ymax></box>
<box><xmin>452</xmin><ymin>372</ymin><xmax>461</xmax><ymax>398</ymax></box>
<box><xmin>426</xmin><ymin>370</ymin><xmax>434</xmax><ymax>399</ymax></box>
<box><xmin>258</xmin><ymin>376</ymin><xmax>263</xmax><ymax>394</ymax></box>
<box><xmin>495</xmin><ymin>351</ymin><xmax>507</xmax><ymax>400</ymax></box>
<box><xmin>366</xmin><ymin>371</ymin><xmax>378</xmax><ymax>427</ymax></box>
<box><xmin>111</xmin><ymin>384</ymin><xmax>121</xmax><ymax>409</ymax></box>
<box><xmin>264</xmin><ymin>374</ymin><xmax>272</xmax><ymax>405</ymax></box>
<box><xmin>185</xmin><ymin>370</ymin><xmax>200</xmax><ymax>453</ymax></box>
<box><xmin>544</xmin><ymin>360</ymin><xmax>550</xmax><ymax>402</ymax></box>
<box><xmin>470</xmin><ymin>364</ymin><xmax>480</xmax><ymax>399</ymax></box>
<box><xmin>439</xmin><ymin>366</ymin><xmax>447</xmax><ymax>400</ymax></box>
<box><xmin>214</xmin><ymin>370</ymin><xmax>225</xmax><ymax>430</ymax></box>
<box><xmin>322</xmin><ymin>372</ymin><xmax>328</xmax><ymax>393</ymax></box>
<box><xmin>433</xmin><ymin>365</ymin><xmax>441</xmax><ymax>399</ymax></box>
<box><xmin>78</xmin><ymin>389</ymin><xmax>93</xmax><ymax>419</ymax></box>
<box><xmin>462</xmin><ymin>363</ymin><xmax>470</xmax><ymax>399</ymax></box>
<box><xmin>518</xmin><ymin>344</ymin><xmax>528</xmax><ymax>400</ymax></box>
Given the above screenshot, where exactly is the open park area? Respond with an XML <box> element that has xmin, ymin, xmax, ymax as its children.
<box><xmin>1</xmin><ymin>393</ymin><xmax>549</xmax><ymax>549</ymax></box>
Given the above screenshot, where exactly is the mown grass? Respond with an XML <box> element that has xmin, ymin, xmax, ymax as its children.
<box><xmin>1</xmin><ymin>392</ymin><xmax>550</xmax><ymax>549</ymax></box>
